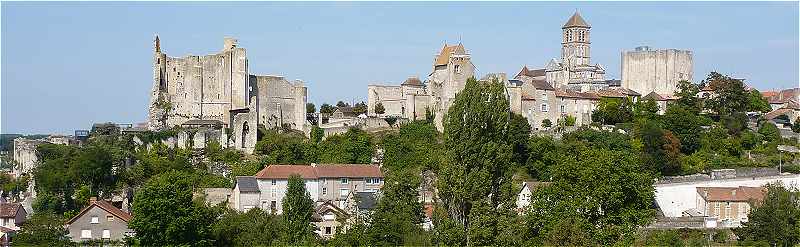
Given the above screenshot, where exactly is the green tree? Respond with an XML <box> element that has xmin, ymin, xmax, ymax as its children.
<box><xmin>71</xmin><ymin>144</ymin><xmax>115</xmax><ymax>194</ymax></box>
<box><xmin>662</xmin><ymin>104</ymin><xmax>705</xmax><ymax>153</ymax></box>
<box><xmin>317</xmin><ymin>128</ymin><xmax>374</xmax><ymax>164</ymax></box>
<box><xmin>674</xmin><ymin>80</ymin><xmax>702</xmax><ymax>114</ymax></box>
<box><xmin>374</xmin><ymin>102</ymin><xmax>386</xmax><ymax>115</ymax></box>
<box><xmin>541</xmin><ymin>119</ymin><xmax>552</xmax><ymax>128</ymax></box>
<box><xmin>255</xmin><ymin>129</ymin><xmax>314</xmax><ymax>164</ymax></box>
<box><xmin>282</xmin><ymin>174</ymin><xmax>316</xmax><ymax>244</ymax></box>
<box><xmin>438</xmin><ymin>77</ymin><xmax>514</xmax><ymax>246</ymax></box>
<box><xmin>758</xmin><ymin>122</ymin><xmax>781</xmax><ymax>143</ymax></box>
<box><xmin>592</xmin><ymin>98</ymin><xmax>633</xmax><ymax>125</ymax></box>
<box><xmin>306</xmin><ymin>103</ymin><xmax>316</xmax><ymax>113</ymax></box>
<box><xmin>353</xmin><ymin>101</ymin><xmax>368</xmax><ymax>115</ymax></box>
<box><xmin>526</xmin><ymin>145</ymin><xmax>655</xmax><ymax>245</ymax></box>
<box><xmin>704</xmin><ymin>72</ymin><xmax>749</xmax><ymax>116</ymax></box>
<box><xmin>633</xmin><ymin>99</ymin><xmax>660</xmax><ymax>121</ymax></box>
<box><xmin>211</xmin><ymin>208</ymin><xmax>282</xmax><ymax>246</ymax></box>
<box><xmin>14</xmin><ymin>213</ymin><xmax>73</xmax><ymax>246</ymax></box>
<box><xmin>734</xmin><ymin>183</ymin><xmax>800</xmax><ymax>247</ymax></box>
<box><xmin>639</xmin><ymin>120</ymin><xmax>682</xmax><ymax>176</ymax></box>
<box><xmin>382</xmin><ymin>121</ymin><xmax>441</xmax><ymax>173</ymax></box>
<box><xmin>793</xmin><ymin>117</ymin><xmax>800</xmax><ymax>133</ymax></box>
<box><xmin>368</xmin><ymin>171</ymin><xmax>426</xmax><ymax>245</ymax></box>
<box><xmin>508</xmin><ymin>113</ymin><xmax>532</xmax><ymax>166</ymax></box>
<box><xmin>320</xmin><ymin>103</ymin><xmax>335</xmax><ymax>115</ymax></box>
<box><xmin>748</xmin><ymin>89</ymin><xmax>771</xmax><ymax>113</ymax></box>
<box><xmin>336</xmin><ymin>101</ymin><xmax>349</xmax><ymax>108</ymax></box>
<box><xmin>128</xmin><ymin>171</ymin><xmax>217</xmax><ymax>246</ymax></box>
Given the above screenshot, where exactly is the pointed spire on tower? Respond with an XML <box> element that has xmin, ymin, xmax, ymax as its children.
<box><xmin>562</xmin><ymin>11</ymin><xmax>590</xmax><ymax>29</ymax></box>
<box><xmin>154</xmin><ymin>34</ymin><xmax>161</xmax><ymax>53</ymax></box>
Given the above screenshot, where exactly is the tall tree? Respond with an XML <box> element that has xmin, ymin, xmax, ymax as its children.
<box><xmin>704</xmin><ymin>72</ymin><xmax>748</xmax><ymax>116</ymax></box>
<box><xmin>662</xmin><ymin>104</ymin><xmax>705</xmax><ymax>154</ymax></box>
<box><xmin>748</xmin><ymin>89</ymin><xmax>771</xmax><ymax>113</ymax></box>
<box><xmin>382</xmin><ymin>121</ymin><xmax>441</xmax><ymax>173</ymax></box>
<box><xmin>639</xmin><ymin>121</ymin><xmax>682</xmax><ymax>176</ymax></box>
<box><xmin>368</xmin><ymin>171</ymin><xmax>426</xmax><ymax>245</ymax></box>
<box><xmin>438</xmin><ymin>77</ymin><xmax>514</xmax><ymax>246</ymax></box>
<box><xmin>336</xmin><ymin>101</ymin><xmax>350</xmax><ymax>108</ymax></box>
<box><xmin>320</xmin><ymin>103</ymin><xmax>335</xmax><ymax>115</ymax></box>
<box><xmin>128</xmin><ymin>171</ymin><xmax>217</xmax><ymax>246</ymax></box>
<box><xmin>734</xmin><ymin>183</ymin><xmax>800</xmax><ymax>247</ymax></box>
<box><xmin>211</xmin><ymin>208</ymin><xmax>282</xmax><ymax>246</ymax></box>
<box><xmin>592</xmin><ymin>98</ymin><xmax>633</xmax><ymax>125</ymax></box>
<box><xmin>526</xmin><ymin>145</ymin><xmax>655</xmax><ymax>245</ymax></box>
<box><xmin>374</xmin><ymin>102</ymin><xmax>386</xmax><ymax>115</ymax></box>
<box><xmin>317</xmin><ymin>128</ymin><xmax>374</xmax><ymax>164</ymax></box>
<box><xmin>353</xmin><ymin>101</ymin><xmax>368</xmax><ymax>115</ymax></box>
<box><xmin>674</xmin><ymin>80</ymin><xmax>702</xmax><ymax>114</ymax></box>
<box><xmin>14</xmin><ymin>213</ymin><xmax>73</xmax><ymax>246</ymax></box>
<box><xmin>282</xmin><ymin>174</ymin><xmax>315</xmax><ymax>244</ymax></box>
<box><xmin>306</xmin><ymin>103</ymin><xmax>316</xmax><ymax>113</ymax></box>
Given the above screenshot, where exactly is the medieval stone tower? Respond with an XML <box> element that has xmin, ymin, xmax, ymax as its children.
<box><xmin>426</xmin><ymin>43</ymin><xmax>475</xmax><ymax>129</ymax></box>
<box><xmin>561</xmin><ymin>12</ymin><xmax>591</xmax><ymax>66</ymax></box>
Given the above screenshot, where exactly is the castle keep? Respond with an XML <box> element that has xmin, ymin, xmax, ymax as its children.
<box><xmin>621</xmin><ymin>46</ymin><xmax>693</xmax><ymax>96</ymax></box>
<box><xmin>148</xmin><ymin>36</ymin><xmax>307</xmax><ymax>153</ymax></box>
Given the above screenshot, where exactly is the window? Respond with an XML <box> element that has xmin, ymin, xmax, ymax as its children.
<box><xmin>340</xmin><ymin>188</ymin><xmax>350</xmax><ymax>199</ymax></box>
<box><xmin>271</xmin><ymin>188</ymin><xmax>277</xmax><ymax>198</ymax></box>
<box><xmin>325</xmin><ymin>226</ymin><xmax>332</xmax><ymax>235</ymax></box>
<box><xmin>271</xmin><ymin>179</ymin><xmax>276</xmax><ymax>185</ymax></box>
<box><xmin>271</xmin><ymin>201</ymin><xmax>277</xmax><ymax>211</ymax></box>
<box><xmin>560</xmin><ymin>105</ymin><xmax>566</xmax><ymax>113</ymax></box>
<box><xmin>81</xmin><ymin>229</ymin><xmax>92</xmax><ymax>239</ymax></box>
<box><xmin>322</xmin><ymin>187</ymin><xmax>327</xmax><ymax>195</ymax></box>
<box><xmin>540</xmin><ymin>93</ymin><xmax>547</xmax><ymax>101</ymax></box>
<box><xmin>102</xmin><ymin>229</ymin><xmax>111</xmax><ymax>239</ymax></box>
<box><xmin>341</xmin><ymin>178</ymin><xmax>349</xmax><ymax>184</ymax></box>
<box><xmin>540</xmin><ymin>103</ymin><xmax>549</xmax><ymax>112</ymax></box>
<box><xmin>91</xmin><ymin>216</ymin><xmax>99</xmax><ymax>224</ymax></box>
<box><xmin>107</xmin><ymin>215</ymin><xmax>114</xmax><ymax>222</ymax></box>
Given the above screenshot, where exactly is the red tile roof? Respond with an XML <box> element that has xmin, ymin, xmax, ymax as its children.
<box><xmin>697</xmin><ymin>186</ymin><xmax>765</xmax><ymax>202</ymax></box>
<box><xmin>66</xmin><ymin>198</ymin><xmax>132</xmax><ymax>224</ymax></box>
<box><xmin>515</xmin><ymin>66</ymin><xmax>546</xmax><ymax>79</ymax></box>
<box><xmin>434</xmin><ymin>43</ymin><xmax>465</xmax><ymax>66</ymax></box>
<box><xmin>254</xmin><ymin>164</ymin><xmax>383</xmax><ymax>179</ymax></box>
<box><xmin>0</xmin><ymin>203</ymin><xmax>22</xmax><ymax>218</ymax></box>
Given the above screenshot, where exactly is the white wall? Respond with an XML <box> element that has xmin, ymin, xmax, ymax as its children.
<box><xmin>655</xmin><ymin>174</ymin><xmax>800</xmax><ymax>217</ymax></box>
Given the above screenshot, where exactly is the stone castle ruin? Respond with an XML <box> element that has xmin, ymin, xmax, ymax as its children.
<box><xmin>148</xmin><ymin>36</ymin><xmax>308</xmax><ymax>153</ymax></box>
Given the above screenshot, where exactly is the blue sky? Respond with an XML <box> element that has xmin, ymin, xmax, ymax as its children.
<box><xmin>2</xmin><ymin>1</ymin><xmax>798</xmax><ymax>134</ymax></box>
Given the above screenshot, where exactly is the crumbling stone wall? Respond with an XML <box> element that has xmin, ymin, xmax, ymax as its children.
<box><xmin>250</xmin><ymin>75</ymin><xmax>307</xmax><ymax>131</ymax></box>
<box><xmin>12</xmin><ymin>138</ymin><xmax>41</xmax><ymax>178</ymax></box>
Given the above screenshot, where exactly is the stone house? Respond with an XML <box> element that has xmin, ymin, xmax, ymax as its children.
<box><xmin>515</xmin><ymin>181</ymin><xmax>550</xmax><ymax>213</ymax></box>
<box><xmin>696</xmin><ymin>186</ymin><xmax>765</xmax><ymax>228</ymax></box>
<box><xmin>313</xmin><ymin>201</ymin><xmax>350</xmax><ymax>239</ymax></box>
<box><xmin>0</xmin><ymin>203</ymin><xmax>25</xmax><ymax>230</ymax></box>
<box><xmin>232</xmin><ymin>164</ymin><xmax>383</xmax><ymax>213</ymax></box>
<box><xmin>66</xmin><ymin>197</ymin><xmax>133</xmax><ymax>243</ymax></box>
<box><xmin>554</xmin><ymin>89</ymin><xmax>601</xmax><ymax>126</ymax></box>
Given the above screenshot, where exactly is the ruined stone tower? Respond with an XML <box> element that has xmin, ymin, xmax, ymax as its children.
<box><xmin>427</xmin><ymin>43</ymin><xmax>475</xmax><ymax>129</ymax></box>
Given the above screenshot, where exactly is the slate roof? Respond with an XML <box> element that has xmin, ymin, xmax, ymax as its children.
<box><xmin>531</xmin><ymin>80</ymin><xmax>555</xmax><ymax>91</ymax></box>
<box><xmin>354</xmin><ymin>191</ymin><xmax>378</xmax><ymax>210</ymax></box>
<box><xmin>235</xmin><ymin>176</ymin><xmax>260</xmax><ymax>192</ymax></box>
<box><xmin>515</xmin><ymin>66</ymin><xmax>546</xmax><ymax>79</ymax></box>
<box><xmin>0</xmin><ymin>203</ymin><xmax>21</xmax><ymax>218</ymax></box>
<box><xmin>697</xmin><ymin>186</ymin><xmax>765</xmax><ymax>202</ymax></box>
<box><xmin>563</xmin><ymin>12</ymin><xmax>590</xmax><ymax>28</ymax></box>
<box><xmin>254</xmin><ymin>164</ymin><xmax>383</xmax><ymax>179</ymax></box>
<box><xmin>66</xmin><ymin>198</ymin><xmax>132</xmax><ymax>224</ymax></box>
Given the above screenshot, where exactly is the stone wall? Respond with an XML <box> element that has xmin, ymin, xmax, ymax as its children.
<box><xmin>621</xmin><ymin>47</ymin><xmax>693</xmax><ymax>95</ymax></box>
<box><xmin>251</xmin><ymin>75</ymin><xmax>307</xmax><ymax>131</ymax></box>
<box><xmin>12</xmin><ymin>138</ymin><xmax>41</xmax><ymax>178</ymax></box>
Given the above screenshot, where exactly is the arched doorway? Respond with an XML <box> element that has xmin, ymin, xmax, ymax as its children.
<box><xmin>241</xmin><ymin>121</ymin><xmax>249</xmax><ymax>148</ymax></box>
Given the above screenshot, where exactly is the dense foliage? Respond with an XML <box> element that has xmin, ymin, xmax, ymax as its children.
<box><xmin>734</xmin><ymin>183</ymin><xmax>800</xmax><ymax>246</ymax></box>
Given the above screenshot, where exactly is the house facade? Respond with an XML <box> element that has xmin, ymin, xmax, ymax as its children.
<box><xmin>696</xmin><ymin>186</ymin><xmax>765</xmax><ymax>228</ymax></box>
<box><xmin>66</xmin><ymin>197</ymin><xmax>133</xmax><ymax>243</ymax></box>
<box><xmin>232</xmin><ymin>164</ymin><xmax>384</xmax><ymax>214</ymax></box>
<box><xmin>0</xmin><ymin>203</ymin><xmax>25</xmax><ymax>230</ymax></box>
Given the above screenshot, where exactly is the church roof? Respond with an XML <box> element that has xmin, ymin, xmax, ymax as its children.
<box><xmin>401</xmin><ymin>76</ymin><xmax>424</xmax><ymax>86</ymax></box>
<box><xmin>515</xmin><ymin>66</ymin><xmax>546</xmax><ymax>79</ymax></box>
<box><xmin>434</xmin><ymin>43</ymin><xmax>465</xmax><ymax>66</ymax></box>
<box><xmin>563</xmin><ymin>12</ymin><xmax>590</xmax><ymax>28</ymax></box>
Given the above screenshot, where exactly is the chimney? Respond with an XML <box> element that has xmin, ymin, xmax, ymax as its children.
<box><xmin>90</xmin><ymin>197</ymin><xmax>97</xmax><ymax>203</ymax></box>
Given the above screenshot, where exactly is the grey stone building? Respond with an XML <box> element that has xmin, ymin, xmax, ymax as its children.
<box><xmin>544</xmin><ymin>12</ymin><xmax>608</xmax><ymax>91</ymax></box>
<box><xmin>66</xmin><ymin>197</ymin><xmax>133</xmax><ymax>243</ymax></box>
<box><xmin>148</xmin><ymin>36</ymin><xmax>308</xmax><ymax>153</ymax></box>
<box><xmin>621</xmin><ymin>46</ymin><xmax>693</xmax><ymax>96</ymax></box>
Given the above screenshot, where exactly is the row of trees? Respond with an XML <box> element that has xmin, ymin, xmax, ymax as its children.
<box><xmin>307</xmin><ymin>101</ymin><xmax>369</xmax><ymax>115</ymax></box>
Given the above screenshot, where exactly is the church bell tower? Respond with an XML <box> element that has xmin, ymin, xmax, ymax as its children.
<box><xmin>561</xmin><ymin>12</ymin><xmax>591</xmax><ymax>66</ymax></box>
